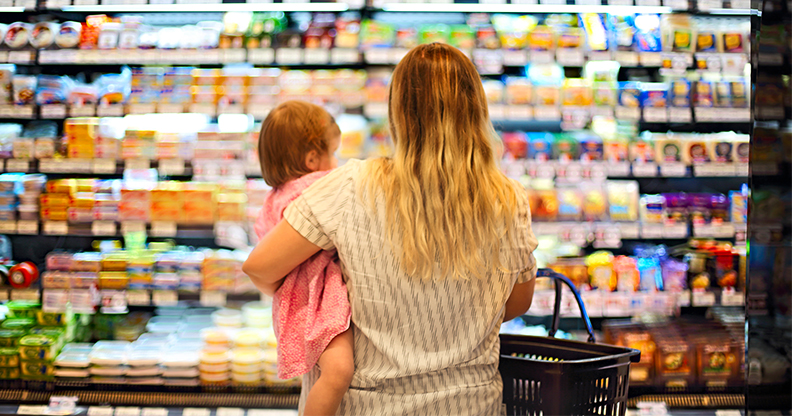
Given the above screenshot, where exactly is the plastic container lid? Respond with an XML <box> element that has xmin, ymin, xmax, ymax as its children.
<box><xmin>231</xmin><ymin>371</ymin><xmax>261</xmax><ymax>383</ymax></box>
<box><xmin>199</xmin><ymin>362</ymin><xmax>230</xmax><ymax>373</ymax></box>
<box><xmin>231</xmin><ymin>362</ymin><xmax>261</xmax><ymax>374</ymax></box>
<box><xmin>231</xmin><ymin>348</ymin><xmax>263</xmax><ymax>365</ymax></box>
<box><xmin>55</xmin><ymin>368</ymin><xmax>90</xmax><ymax>378</ymax></box>
<box><xmin>55</xmin><ymin>352</ymin><xmax>91</xmax><ymax>368</ymax></box>
<box><xmin>261</xmin><ymin>349</ymin><xmax>277</xmax><ymax>364</ymax></box>
<box><xmin>160</xmin><ymin>350</ymin><xmax>200</xmax><ymax>368</ymax></box>
<box><xmin>127</xmin><ymin>349</ymin><xmax>161</xmax><ymax>367</ymax></box>
<box><xmin>89</xmin><ymin>350</ymin><xmax>127</xmax><ymax>366</ymax></box>
<box><xmin>200</xmin><ymin>327</ymin><xmax>231</xmax><ymax>345</ymax></box>
<box><xmin>212</xmin><ymin>309</ymin><xmax>243</xmax><ymax>327</ymax></box>
<box><xmin>232</xmin><ymin>329</ymin><xmax>265</xmax><ymax>348</ymax></box>
<box><xmin>126</xmin><ymin>366</ymin><xmax>161</xmax><ymax>377</ymax></box>
<box><xmin>127</xmin><ymin>376</ymin><xmax>164</xmax><ymax>385</ymax></box>
<box><xmin>89</xmin><ymin>366</ymin><xmax>129</xmax><ymax>376</ymax></box>
<box><xmin>162</xmin><ymin>367</ymin><xmax>200</xmax><ymax>378</ymax></box>
<box><xmin>200</xmin><ymin>371</ymin><xmax>231</xmax><ymax>382</ymax></box>
<box><xmin>200</xmin><ymin>348</ymin><xmax>230</xmax><ymax>364</ymax></box>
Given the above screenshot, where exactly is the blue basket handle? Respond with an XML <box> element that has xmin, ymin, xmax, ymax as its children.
<box><xmin>536</xmin><ymin>268</ymin><xmax>596</xmax><ymax>343</ymax></box>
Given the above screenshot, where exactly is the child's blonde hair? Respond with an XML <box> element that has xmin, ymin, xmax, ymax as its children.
<box><xmin>258</xmin><ymin>101</ymin><xmax>341</xmax><ymax>188</ymax></box>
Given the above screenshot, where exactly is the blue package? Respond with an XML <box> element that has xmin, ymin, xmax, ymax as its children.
<box><xmin>634</xmin><ymin>14</ymin><xmax>662</xmax><ymax>52</ymax></box>
<box><xmin>640</xmin><ymin>83</ymin><xmax>668</xmax><ymax>108</ymax></box>
<box><xmin>669</xmin><ymin>79</ymin><xmax>691</xmax><ymax>107</ymax></box>
<box><xmin>527</xmin><ymin>132</ymin><xmax>554</xmax><ymax>161</ymax></box>
<box><xmin>619</xmin><ymin>82</ymin><xmax>642</xmax><ymax>107</ymax></box>
<box><xmin>607</xmin><ymin>14</ymin><xmax>636</xmax><ymax>51</ymax></box>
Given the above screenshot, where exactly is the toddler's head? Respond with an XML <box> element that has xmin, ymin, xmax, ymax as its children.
<box><xmin>258</xmin><ymin>100</ymin><xmax>341</xmax><ymax>188</ymax></box>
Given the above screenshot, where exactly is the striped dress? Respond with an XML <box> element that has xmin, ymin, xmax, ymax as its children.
<box><xmin>283</xmin><ymin>159</ymin><xmax>538</xmax><ymax>416</ymax></box>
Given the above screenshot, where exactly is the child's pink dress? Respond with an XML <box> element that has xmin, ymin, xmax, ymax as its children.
<box><xmin>255</xmin><ymin>171</ymin><xmax>351</xmax><ymax>380</ymax></box>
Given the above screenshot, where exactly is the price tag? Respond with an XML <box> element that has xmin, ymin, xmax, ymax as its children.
<box><xmin>643</xmin><ymin>107</ymin><xmax>668</xmax><ymax>122</ymax></box>
<box><xmin>222</xmin><ymin>49</ymin><xmax>246</xmax><ymax>63</ymax></box>
<box><xmin>502</xmin><ymin>50</ymin><xmax>528</xmax><ymax>66</ymax></box>
<box><xmin>121</xmin><ymin>221</ymin><xmax>146</xmax><ymax>235</ymax></box>
<box><xmin>663</xmin><ymin>223</ymin><xmax>688</xmax><ymax>238</ymax></box>
<box><xmin>7</xmin><ymin>51</ymin><xmax>33</xmax><ymax>64</ymax></box>
<box><xmin>97</xmin><ymin>105</ymin><xmax>124</xmax><ymax>117</ymax></box>
<box><xmin>331</xmin><ymin>48</ymin><xmax>360</xmax><ymax>64</ymax></box>
<box><xmin>660</xmin><ymin>162</ymin><xmax>687</xmax><ymax>177</ymax></box>
<box><xmin>533</xmin><ymin>106</ymin><xmax>561</xmax><ymax>120</ymax></box>
<box><xmin>17</xmin><ymin>406</ymin><xmax>49</xmax><ymax>415</ymax></box>
<box><xmin>668</xmin><ymin>107</ymin><xmax>692</xmax><ymax>123</ymax></box>
<box><xmin>0</xmin><ymin>221</ymin><xmax>16</xmax><ymax>234</ymax></box>
<box><xmin>276</xmin><ymin>48</ymin><xmax>303</xmax><ymax>65</ymax></box>
<box><xmin>303</xmin><ymin>48</ymin><xmax>330</xmax><ymax>64</ymax></box>
<box><xmin>694</xmin><ymin>107</ymin><xmax>715</xmax><ymax>122</ymax></box>
<box><xmin>712</xmin><ymin>223</ymin><xmax>735</xmax><ymax>238</ymax></box>
<box><xmin>190</xmin><ymin>103</ymin><xmax>217</xmax><ymax>116</ymax></box>
<box><xmin>557</xmin><ymin>162</ymin><xmax>583</xmax><ymax>182</ymax></box>
<box><xmin>606</xmin><ymin>162</ymin><xmax>631</xmax><ymax>177</ymax></box>
<box><xmin>248</xmin><ymin>48</ymin><xmax>275</xmax><ymax>64</ymax></box>
<box><xmin>0</xmin><ymin>290</ymin><xmax>9</xmax><ymax>302</ymax></box>
<box><xmin>218</xmin><ymin>104</ymin><xmax>244</xmax><ymax>115</ymax></box>
<box><xmin>151</xmin><ymin>221</ymin><xmax>177</xmax><ymax>237</ymax></box>
<box><xmin>200</xmin><ymin>290</ymin><xmax>227</xmax><ymax>307</ymax></box>
<box><xmin>42</xmin><ymin>291</ymin><xmax>68</xmax><ymax>313</ymax></box>
<box><xmin>141</xmin><ymin>410</ymin><xmax>167</xmax><ymax>416</ymax></box>
<box><xmin>641</xmin><ymin>224</ymin><xmax>664</xmax><ymax>239</ymax></box>
<box><xmin>614</xmin><ymin>51</ymin><xmax>639</xmax><ymax>66</ymax></box>
<box><xmin>506</xmin><ymin>105</ymin><xmax>532</xmax><ymax>120</ymax></box>
<box><xmin>44</xmin><ymin>221</ymin><xmax>69</xmax><ymax>235</ymax></box>
<box><xmin>692</xmin><ymin>291</ymin><xmax>716</xmax><ymax>307</ymax></box>
<box><xmin>618</xmin><ymin>223</ymin><xmax>640</xmax><ymax>239</ymax></box>
<box><xmin>11</xmin><ymin>288</ymin><xmax>40</xmax><ymax>302</ymax></box>
<box><xmin>693</xmin><ymin>224</ymin><xmax>713</xmax><ymax>237</ymax></box>
<box><xmin>639</xmin><ymin>52</ymin><xmax>662</xmax><ymax>67</ymax></box>
<box><xmin>69</xmin><ymin>106</ymin><xmax>95</xmax><ymax>117</ymax></box>
<box><xmin>591</xmin><ymin>106</ymin><xmax>614</xmax><ymax>118</ymax></box>
<box><xmin>126</xmin><ymin>289</ymin><xmax>150</xmax><ymax>306</ymax></box>
<box><xmin>126</xmin><ymin>159</ymin><xmax>150</xmax><ymax>171</ymax></box>
<box><xmin>556</xmin><ymin>48</ymin><xmax>585</xmax><ymax>66</ymax></box>
<box><xmin>93</xmin><ymin>159</ymin><xmax>117</xmax><ymax>174</ymax></box>
<box><xmin>216</xmin><ymin>409</ymin><xmax>245</xmax><ymax>416</ymax></box>
<box><xmin>128</xmin><ymin>103</ymin><xmax>156</xmax><ymax>115</ymax></box>
<box><xmin>664</xmin><ymin>0</ymin><xmax>688</xmax><ymax>8</ymax></box>
<box><xmin>115</xmin><ymin>408</ymin><xmax>141</xmax><ymax>416</ymax></box>
<box><xmin>183</xmin><ymin>409</ymin><xmax>210</xmax><ymax>416</ymax></box>
<box><xmin>588</xmin><ymin>51</ymin><xmax>611</xmax><ymax>62</ymax></box>
<box><xmin>735</xmin><ymin>163</ymin><xmax>749</xmax><ymax>177</ymax></box>
<box><xmin>615</xmin><ymin>106</ymin><xmax>640</xmax><ymax>121</ymax></box>
<box><xmin>632</xmin><ymin>162</ymin><xmax>657</xmax><ymax>177</ymax></box>
<box><xmin>40</xmin><ymin>104</ymin><xmax>67</xmax><ymax>119</ymax></box>
<box><xmin>92</xmin><ymin>221</ymin><xmax>117</xmax><ymax>236</ymax></box>
<box><xmin>721</xmin><ymin>291</ymin><xmax>744</xmax><ymax>306</ymax></box>
<box><xmin>152</xmin><ymin>290</ymin><xmax>178</xmax><ymax>306</ymax></box>
<box><xmin>6</xmin><ymin>159</ymin><xmax>28</xmax><ymax>173</ymax></box>
<box><xmin>5</xmin><ymin>105</ymin><xmax>33</xmax><ymax>119</ymax></box>
<box><xmin>17</xmin><ymin>220</ymin><xmax>38</xmax><ymax>235</ymax></box>
<box><xmin>159</xmin><ymin>158</ymin><xmax>186</xmax><ymax>176</ymax></box>
<box><xmin>530</xmin><ymin>51</ymin><xmax>554</xmax><ymax>64</ymax></box>
<box><xmin>488</xmin><ymin>104</ymin><xmax>506</xmax><ymax>120</ymax></box>
<box><xmin>364</xmin><ymin>49</ymin><xmax>390</xmax><ymax>64</ymax></box>
<box><xmin>158</xmin><ymin>103</ymin><xmax>183</xmax><ymax>114</ymax></box>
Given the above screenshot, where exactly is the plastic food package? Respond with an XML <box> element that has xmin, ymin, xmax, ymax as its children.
<box><xmin>606</xmin><ymin>181</ymin><xmax>639</xmax><ymax>222</ymax></box>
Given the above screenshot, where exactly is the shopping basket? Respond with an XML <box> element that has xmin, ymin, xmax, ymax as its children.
<box><xmin>500</xmin><ymin>268</ymin><xmax>641</xmax><ymax>416</ymax></box>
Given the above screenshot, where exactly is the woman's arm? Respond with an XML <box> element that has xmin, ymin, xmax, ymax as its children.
<box><xmin>243</xmin><ymin>219</ymin><xmax>323</xmax><ymax>297</ymax></box>
<box><xmin>504</xmin><ymin>276</ymin><xmax>535</xmax><ymax>321</ymax></box>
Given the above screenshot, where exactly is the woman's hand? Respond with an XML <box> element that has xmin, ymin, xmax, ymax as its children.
<box><xmin>243</xmin><ymin>219</ymin><xmax>323</xmax><ymax>297</ymax></box>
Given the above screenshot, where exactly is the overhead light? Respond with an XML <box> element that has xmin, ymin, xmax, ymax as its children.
<box><xmin>0</xmin><ymin>6</ymin><xmax>26</xmax><ymax>12</ymax></box>
<box><xmin>705</xmin><ymin>7</ymin><xmax>756</xmax><ymax>15</ymax></box>
<box><xmin>380</xmin><ymin>3</ymin><xmax>673</xmax><ymax>13</ymax></box>
<box><xmin>61</xmin><ymin>2</ymin><xmax>350</xmax><ymax>12</ymax></box>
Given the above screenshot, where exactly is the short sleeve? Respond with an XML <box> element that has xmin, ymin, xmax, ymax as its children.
<box><xmin>510</xmin><ymin>186</ymin><xmax>539</xmax><ymax>284</ymax></box>
<box><xmin>283</xmin><ymin>160</ymin><xmax>362</xmax><ymax>251</ymax></box>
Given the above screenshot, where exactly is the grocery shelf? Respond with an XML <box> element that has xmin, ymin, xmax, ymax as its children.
<box><xmin>378</xmin><ymin>2</ymin><xmax>673</xmax><ymax>13</ymax></box>
<box><xmin>0</xmin><ymin>388</ymin><xmax>300</xmax><ymax>409</ymax></box>
<box><xmin>0</xmin><ymin>6</ymin><xmax>27</xmax><ymax>12</ymax></box>
<box><xmin>56</xmin><ymin>2</ymin><xmax>351</xmax><ymax>12</ymax></box>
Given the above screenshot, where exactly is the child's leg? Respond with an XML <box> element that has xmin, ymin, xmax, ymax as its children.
<box><xmin>303</xmin><ymin>329</ymin><xmax>354</xmax><ymax>416</ymax></box>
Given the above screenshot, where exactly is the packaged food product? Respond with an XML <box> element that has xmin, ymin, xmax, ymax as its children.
<box><xmin>694</xmin><ymin>80</ymin><xmax>714</xmax><ymax>107</ymax></box>
<box><xmin>606</xmin><ymin>181</ymin><xmax>639</xmax><ymax>222</ymax></box>
<box><xmin>618</xmin><ymin>82</ymin><xmax>641</xmax><ymax>108</ymax></box>
<box><xmin>634</xmin><ymin>14</ymin><xmax>662</xmax><ymax>52</ymax></box>
<box><xmin>13</xmin><ymin>76</ymin><xmax>37</xmax><ymax>105</ymax></box>
<box><xmin>4</xmin><ymin>23</ymin><xmax>31</xmax><ymax>49</ymax></box>
<box><xmin>31</xmin><ymin>22</ymin><xmax>57</xmax><ymax>49</ymax></box>
<box><xmin>664</xmin><ymin>193</ymin><xmax>689</xmax><ymax>224</ymax></box>
<box><xmin>683</xmin><ymin>137</ymin><xmax>709</xmax><ymax>165</ymax></box>
<box><xmin>18</xmin><ymin>335</ymin><xmax>59</xmax><ymax>361</ymax></box>
<box><xmin>654</xmin><ymin>134</ymin><xmax>682</xmax><ymax>164</ymax></box>
<box><xmin>640</xmin><ymin>194</ymin><xmax>666</xmax><ymax>223</ymax></box>
<box><xmin>612</xmin><ymin>256</ymin><xmax>640</xmax><ymax>292</ymax></box>
<box><xmin>581</xmin><ymin>184</ymin><xmax>608</xmax><ymax>222</ymax></box>
<box><xmin>55</xmin><ymin>22</ymin><xmax>82</xmax><ymax>49</ymax></box>
<box><xmin>669</xmin><ymin>79</ymin><xmax>691</xmax><ymax>107</ymax></box>
<box><xmin>587</xmin><ymin>251</ymin><xmax>615</xmax><ymax>291</ymax></box>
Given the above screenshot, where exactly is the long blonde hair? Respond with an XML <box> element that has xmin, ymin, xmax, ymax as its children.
<box><xmin>363</xmin><ymin>43</ymin><xmax>520</xmax><ymax>279</ymax></box>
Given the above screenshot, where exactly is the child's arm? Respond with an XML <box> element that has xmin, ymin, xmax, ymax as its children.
<box><xmin>243</xmin><ymin>219</ymin><xmax>322</xmax><ymax>294</ymax></box>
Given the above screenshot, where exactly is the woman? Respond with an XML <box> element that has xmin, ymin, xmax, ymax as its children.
<box><xmin>243</xmin><ymin>43</ymin><xmax>538</xmax><ymax>416</ymax></box>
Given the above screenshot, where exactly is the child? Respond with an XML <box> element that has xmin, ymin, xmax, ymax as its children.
<box><xmin>254</xmin><ymin>100</ymin><xmax>353</xmax><ymax>416</ymax></box>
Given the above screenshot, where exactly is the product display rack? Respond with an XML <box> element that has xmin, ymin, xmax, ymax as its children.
<box><xmin>0</xmin><ymin>0</ymin><xmax>761</xmax><ymax>411</ymax></box>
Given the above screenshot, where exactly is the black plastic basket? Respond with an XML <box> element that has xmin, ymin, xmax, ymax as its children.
<box><xmin>500</xmin><ymin>269</ymin><xmax>641</xmax><ymax>416</ymax></box>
